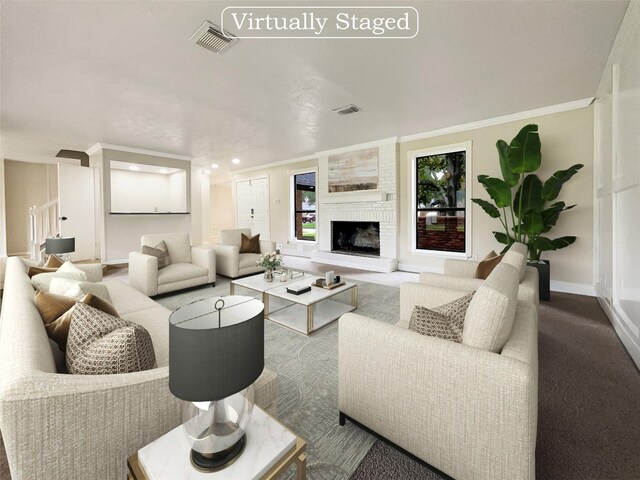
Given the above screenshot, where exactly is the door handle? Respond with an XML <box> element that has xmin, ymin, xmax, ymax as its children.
<box><xmin>250</xmin><ymin>208</ymin><xmax>254</xmax><ymax>215</ymax></box>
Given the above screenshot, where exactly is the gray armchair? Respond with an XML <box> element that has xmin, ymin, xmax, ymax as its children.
<box><xmin>211</xmin><ymin>229</ymin><xmax>276</xmax><ymax>279</ymax></box>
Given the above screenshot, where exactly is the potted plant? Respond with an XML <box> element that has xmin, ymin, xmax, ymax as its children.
<box><xmin>471</xmin><ymin>124</ymin><xmax>583</xmax><ymax>300</ymax></box>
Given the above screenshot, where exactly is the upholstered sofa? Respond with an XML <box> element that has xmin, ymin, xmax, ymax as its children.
<box><xmin>0</xmin><ymin>257</ymin><xmax>276</xmax><ymax>480</ymax></box>
<box><xmin>211</xmin><ymin>229</ymin><xmax>276</xmax><ymax>279</ymax></box>
<box><xmin>128</xmin><ymin>232</ymin><xmax>215</xmax><ymax>296</ymax></box>
<box><xmin>339</xmin><ymin>262</ymin><xmax>538</xmax><ymax>480</ymax></box>
<box><xmin>419</xmin><ymin>242</ymin><xmax>539</xmax><ymax>306</ymax></box>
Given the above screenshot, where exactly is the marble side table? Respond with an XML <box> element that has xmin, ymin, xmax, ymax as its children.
<box><xmin>127</xmin><ymin>405</ymin><xmax>306</xmax><ymax>480</ymax></box>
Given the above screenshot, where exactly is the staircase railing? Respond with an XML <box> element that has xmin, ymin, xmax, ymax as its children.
<box><xmin>29</xmin><ymin>198</ymin><xmax>59</xmax><ymax>262</ymax></box>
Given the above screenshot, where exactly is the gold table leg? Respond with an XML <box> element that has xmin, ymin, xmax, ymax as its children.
<box><xmin>296</xmin><ymin>452</ymin><xmax>307</xmax><ymax>479</ymax></box>
<box><xmin>351</xmin><ymin>285</ymin><xmax>358</xmax><ymax>309</ymax></box>
<box><xmin>230</xmin><ymin>282</ymin><xmax>235</xmax><ymax>295</ymax></box>
<box><xmin>307</xmin><ymin>305</ymin><xmax>313</xmax><ymax>334</ymax></box>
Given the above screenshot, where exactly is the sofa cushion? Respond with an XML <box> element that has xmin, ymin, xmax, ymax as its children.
<box><xmin>474</xmin><ymin>251</ymin><xmax>504</xmax><ymax>279</ymax></box>
<box><xmin>31</xmin><ymin>262</ymin><xmax>88</xmax><ymax>292</ymax></box>
<box><xmin>35</xmin><ymin>291</ymin><xmax>119</xmax><ymax>351</ymax></box>
<box><xmin>157</xmin><ymin>263</ymin><xmax>208</xmax><ymax>286</ymax></box>
<box><xmin>463</xmin><ymin>262</ymin><xmax>519</xmax><ymax>352</ymax></box>
<box><xmin>239</xmin><ymin>253</ymin><xmax>261</xmax><ymax>269</ymax></box>
<box><xmin>503</xmin><ymin>242</ymin><xmax>528</xmax><ymax>283</ymax></box>
<box><xmin>142</xmin><ymin>241</ymin><xmax>171</xmax><ymax>269</ymax></box>
<box><xmin>49</xmin><ymin>277</ymin><xmax>113</xmax><ymax>304</ymax></box>
<box><xmin>141</xmin><ymin>233</ymin><xmax>192</xmax><ymax>264</ymax></box>
<box><xmin>66</xmin><ymin>303</ymin><xmax>156</xmax><ymax>375</ymax></box>
<box><xmin>240</xmin><ymin>233</ymin><xmax>261</xmax><ymax>254</ymax></box>
<box><xmin>409</xmin><ymin>292</ymin><xmax>473</xmax><ymax>342</ymax></box>
<box><xmin>221</xmin><ymin>228</ymin><xmax>252</xmax><ymax>248</ymax></box>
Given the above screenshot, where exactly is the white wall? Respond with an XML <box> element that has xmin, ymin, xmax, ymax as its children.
<box><xmin>210</xmin><ymin>182</ymin><xmax>234</xmax><ymax>243</ymax></box>
<box><xmin>594</xmin><ymin>1</ymin><xmax>640</xmax><ymax>368</ymax></box>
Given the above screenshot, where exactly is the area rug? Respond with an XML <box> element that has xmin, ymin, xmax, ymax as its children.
<box><xmin>155</xmin><ymin>276</ymin><xmax>400</xmax><ymax>479</ymax></box>
<box><xmin>349</xmin><ymin>293</ymin><xmax>640</xmax><ymax>480</ymax></box>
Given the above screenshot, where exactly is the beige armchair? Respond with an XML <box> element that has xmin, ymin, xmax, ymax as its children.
<box><xmin>419</xmin><ymin>242</ymin><xmax>539</xmax><ymax>307</ymax></box>
<box><xmin>211</xmin><ymin>229</ymin><xmax>276</xmax><ymax>279</ymax></box>
<box><xmin>128</xmin><ymin>233</ymin><xmax>215</xmax><ymax>296</ymax></box>
<box><xmin>339</xmin><ymin>262</ymin><xmax>538</xmax><ymax>480</ymax></box>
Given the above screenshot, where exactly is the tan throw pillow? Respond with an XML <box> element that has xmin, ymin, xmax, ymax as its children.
<box><xmin>142</xmin><ymin>241</ymin><xmax>171</xmax><ymax>269</ymax></box>
<box><xmin>474</xmin><ymin>251</ymin><xmax>504</xmax><ymax>279</ymax></box>
<box><xmin>66</xmin><ymin>303</ymin><xmax>156</xmax><ymax>375</ymax></box>
<box><xmin>27</xmin><ymin>266</ymin><xmax>58</xmax><ymax>278</ymax></box>
<box><xmin>35</xmin><ymin>291</ymin><xmax>119</xmax><ymax>351</ymax></box>
<box><xmin>408</xmin><ymin>292</ymin><xmax>475</xmax><ymax>343</ymax></box>
<box><xmin>240</xmin><ymin>233</ymin><xmax>261</xmax><ymax>254</ymax></box>
<box><xmin>43</xmin><ymin>254</ymin><xmax>64</xmax><ymax>268</ymax></box>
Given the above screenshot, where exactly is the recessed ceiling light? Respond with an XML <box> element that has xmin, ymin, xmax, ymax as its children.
<box><xmin>232</xmin><ymin>158</ymin><xmax>240</xmax><ymax>164</ymax></box>
<box><xmin>159</xmin><ymin>168</ymin><xmax>169</xmax><ymax>174</ymax></box>
<box><xmin>211</xmin><ymin>163</ymin><xmax>219</xmax><ymax>169</ymax></box>
<box><xmin>129</xmin><ymin>165</ymin><xmax>139</xmax><ymax>171</ymax></box>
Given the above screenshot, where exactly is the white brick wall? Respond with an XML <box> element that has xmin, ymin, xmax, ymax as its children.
<box><xmin>317</xmin><ymin>141</ymin><xmax>398</xmax><ymax>259</ymax></box>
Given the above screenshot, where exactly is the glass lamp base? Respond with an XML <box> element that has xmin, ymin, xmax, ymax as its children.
<box><xmin>190</xmin><ymin>434</ymin><xmax>246</xmax><ymax>472</ymax></box>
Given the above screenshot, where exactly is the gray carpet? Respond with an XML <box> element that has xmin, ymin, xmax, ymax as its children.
<box><xmin>350</xmin><ymin>293</ymin><xmax>640</xmax><ymax>480</ymax></box>
<box><xmin>155</xmin><ymin>276</ymin><xmax>400</xmax><ymax>480</ymax></box>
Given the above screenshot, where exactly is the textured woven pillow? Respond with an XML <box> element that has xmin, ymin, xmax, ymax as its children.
<box><xmin>240</xmin><ymin>233</ymin><xmax>261</xmax><ymax>254</ymax></box>
<box><xmin>35</xmin><ymin>291</ymin><xmax>119</xmax><ymax>351</ymax></box>
<box><xmin>142</xmin><ymin>240</ymin><xmax>171</xmax><ymax>269</ymax></box>
<box><xmin>409</xmin><ymin>292</ymin><xmax>475</xmax><ymax>342</ymax></box>
<box><xmin>66</xmin><ymin>303</ymin><xmax>156</xmax><ymax>375</ymax></box>
<box><xmin>49</xmin><ymin>277</ymin><xmax>113</xmax><ymax>304</ymax></box>
<box><xmin>474</xmin><ymin>251</ymin><xmax>504</xmax><ymax>279</ymax></box>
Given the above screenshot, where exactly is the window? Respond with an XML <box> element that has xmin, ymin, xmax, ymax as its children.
<box><xmin>413</xmin><ymin>144</ymin><xmax>469</xmax><ymax>254</ymax></box>
<box><xmin>292</xmin><ymin>171</ymin><xmax>316</xmax><ymax>242</ymax></box>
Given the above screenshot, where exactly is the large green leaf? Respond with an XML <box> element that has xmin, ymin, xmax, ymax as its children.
<box><xmin>513</xmin><ymin>174</ymin><xmax>544</xmax><ymax>217</ymax></box>
<box><xmin>471</xmin><ymin>198</ymin><xmax>501</xmax><ymax>218</ymax></box>
<box><xmin>519</xmin><ymin>210</ymin><xmax>544</xmax><ymax>235</ymax></box>
<box><xmin>497</xmin><ymin>139</ymin><xmax>519</xmax><ymax>187</ymax></box>
<box><xmin>542</xmin><ymin>164</ymin><xmax>584</xmax><ymax>201</ymax></box>
<box><xmin>477</xmin><ymin>175</ymin><xmax>512</xmax><ymax>208</ymax></box>
<box><xmin>552</xmin><ymin>236</ymin><xmax>576</xmax><ymax>249</ymax></box>
<box><xmin>540</xmin><ymin>202</ymin><xmax>575</xmax><ymax>233</ymax></box>
<box><xmin>494</xmin><ymin>231</ymin><xmax>515</xmax><ymax>245</ymax></box>
<box><xmin>530</xmin><ymin>236</ymin><xmax>556</xmax><ymax>251</ymax></box>
<box><xmin>508</xmin><ymin>124</ymin><xmax>541</xmax><ymax>174</ymax></box>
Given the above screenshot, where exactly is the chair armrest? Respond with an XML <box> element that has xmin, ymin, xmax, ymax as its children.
<box><xmin>399</xmin><ymin>282</ymin><xmax>473</xmax><ymax>325</ymax></box>
<box><xmin>211</xmin><ymin>244</ymin><xmax>240</xmax><ymax>278</ymax></box>
<box><xmin>0</xmin><ymin>367</ymin><xmax>181</xmax><ymax>480</ymax></box>
<box><xmin>259</xmin><ymin>240</ymin><xmax>277</xmax><ymax>253</ymax></box>
<box><xmin>338</xmin><ymin>313</ymin><xmax>536</xmax><ymax>480</ymax></box>
<box><xmin>443</xmin><ymin>258</ymin><xmax>479</xmax><ymax>277</ymax></box>
<box><xmin>191</xmin><ymin>246</ymin><xmax>216</xmax><ymax>283</ymax></box>
<box><xmin>419</xmin><ymin>272</ymin><xmax>482</xmax><ymax>293</ymax></box>
<box><xmin>128</xmin><ymin>251</ymin><xmax>158</xmax><ymax>296</ymax></box>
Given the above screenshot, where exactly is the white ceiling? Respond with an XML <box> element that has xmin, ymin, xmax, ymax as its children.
<box><xmin>0</xmin><ymin>1</ymin><xmax>628</xmax><ymax>176</ymax></box>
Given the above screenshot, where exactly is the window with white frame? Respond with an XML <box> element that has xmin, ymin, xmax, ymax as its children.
<box><xmin>291</xmin><ymin>171</ymin><xmax>316</xmax><ymax>242</ymax></box>
<box><xmin>412</xmin><ymin>143</ymin><xmax>470</xmax><ymax>254</ymax></box>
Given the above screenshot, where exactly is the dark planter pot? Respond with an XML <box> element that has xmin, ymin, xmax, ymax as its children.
<box><xmin>528</xmin><ymin>260</ymin><xmax>550</xmax><ymax>301</ymax></box>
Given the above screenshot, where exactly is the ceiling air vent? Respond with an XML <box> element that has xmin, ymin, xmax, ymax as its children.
<box><xmin>190</xmin><ymin>21</ymin><xmax>237</xmax><ymax>54</ymax></box>
<box><xmin>333</xmin><ymin>104</ymin><xmax>361</xmax><ymax>115</ymax></box>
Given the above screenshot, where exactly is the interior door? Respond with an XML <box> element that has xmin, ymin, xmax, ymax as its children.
<box><xmin>250</xmin><ymin>177</ymin><xmax>269</xmax><ymax>239</ymax></box>
<box><xmin>58</xmin><ymin>163</ymin><xmax>96</xmax><ymax>261</ymax></box>
<box><xmin>236</xmin><ymin>180</ymin><xmax>252</xmax><ymax>230</ymax></box>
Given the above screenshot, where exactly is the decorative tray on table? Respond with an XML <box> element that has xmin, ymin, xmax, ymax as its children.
<box><xmin>311</xmin><ymin>279</ymin><xmax>346</xmax><ymax>290</ymax></box>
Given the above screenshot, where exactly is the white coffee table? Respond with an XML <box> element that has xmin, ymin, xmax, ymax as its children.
<box><xmin>128</xmin><ymin>405</ymin><xmax>307</xmax><ymax>480</ymax></box>
<box><xmin>231</xmin><ymin>273</ymin><xmax>358</xmax><ymax>335</ymax></box>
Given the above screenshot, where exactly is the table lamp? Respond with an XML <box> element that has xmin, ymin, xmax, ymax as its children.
<box><xmin>169</xmin><ymin>295</ymin><xmax>264</xmax><ymax>472</ymax></box>
<box><xmin>45</xmin><ymin>236</ymin><xmax>75</xmax><ymax>262</ymax></box>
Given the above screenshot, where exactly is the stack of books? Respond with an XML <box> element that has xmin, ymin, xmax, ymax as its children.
<box><xmin>286</xmin><ymin>284</ymin><xmax>311</xmax><ymax>295</ymax></box>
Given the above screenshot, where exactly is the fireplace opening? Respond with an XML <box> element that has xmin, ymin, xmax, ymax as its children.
<box><xmin>331</xmin><ymin>221</ymin><xmax>380</xmax><ymax>257</ymax></box>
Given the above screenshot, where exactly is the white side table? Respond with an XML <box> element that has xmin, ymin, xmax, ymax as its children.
<box><xmin>127</xmin><ymin>406</ymin><xmax>306</xmax><ymax>480</ymax></box>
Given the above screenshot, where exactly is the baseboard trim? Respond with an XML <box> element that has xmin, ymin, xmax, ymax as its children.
<box><xmin>550</xmin><ymin>280</ymin><xmax>596</xmax><ymax>297</ymax></box>
<box><xmin>597</xmin><ymin>297</ymin><xmax>640</xmax><ymax>370</ymax></box>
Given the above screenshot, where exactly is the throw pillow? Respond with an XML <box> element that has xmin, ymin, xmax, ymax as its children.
<box><xmin>142</xmin><ymin>241</ymin><xmax>171</xmax><ymax>269</ymax></box>
<box><xmin>35</xmin><ymin>291</ymin><xmax>119</xmax><ymax>351</ymax></box>
<box><xmin>474</xmin><ymin>251</ymin><xmax>504</xmax><ymax>279</ymax></box>
<box><xmin>43</xmin><ymin>254</ymin><xmax>64</xmax><ymax>268</ymax></box>
<box><xmin>66</xmin><ymin>303</ymin><xmax>156</xmax><ymax>375</ymax></box>
<box><xmin>31</xmin><ymin>262</ymin><xmax>88</xmax><ymax>292</ymax></box>
<box><xmin>27</xmin><ymin>266</ymin><xmax>58</xmax><ymax>278</ymax></box>
<box><xmin>408</xmin><ymin>292</ymin><xmax>475</xmax><ymax>343</ymax></box>
<box><xmin>49</xmin><ymin>277</ymin><xmax>113</xmax><ymax>304</ymax></box>
<box><xmin>240</xmin><ymin>233</ymin><xmax>261</xmax><ymax>254</ymax></box>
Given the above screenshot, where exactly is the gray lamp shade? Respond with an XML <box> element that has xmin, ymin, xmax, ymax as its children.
<box><xmin>45</xmin><ymin>237</ymin><xmax>75</xmax><ymax>254</ymax></box>
<box><xmin>169</xmin><ymin>296</ymin><xmax>264</xmax><ymax>402</ymax></box>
